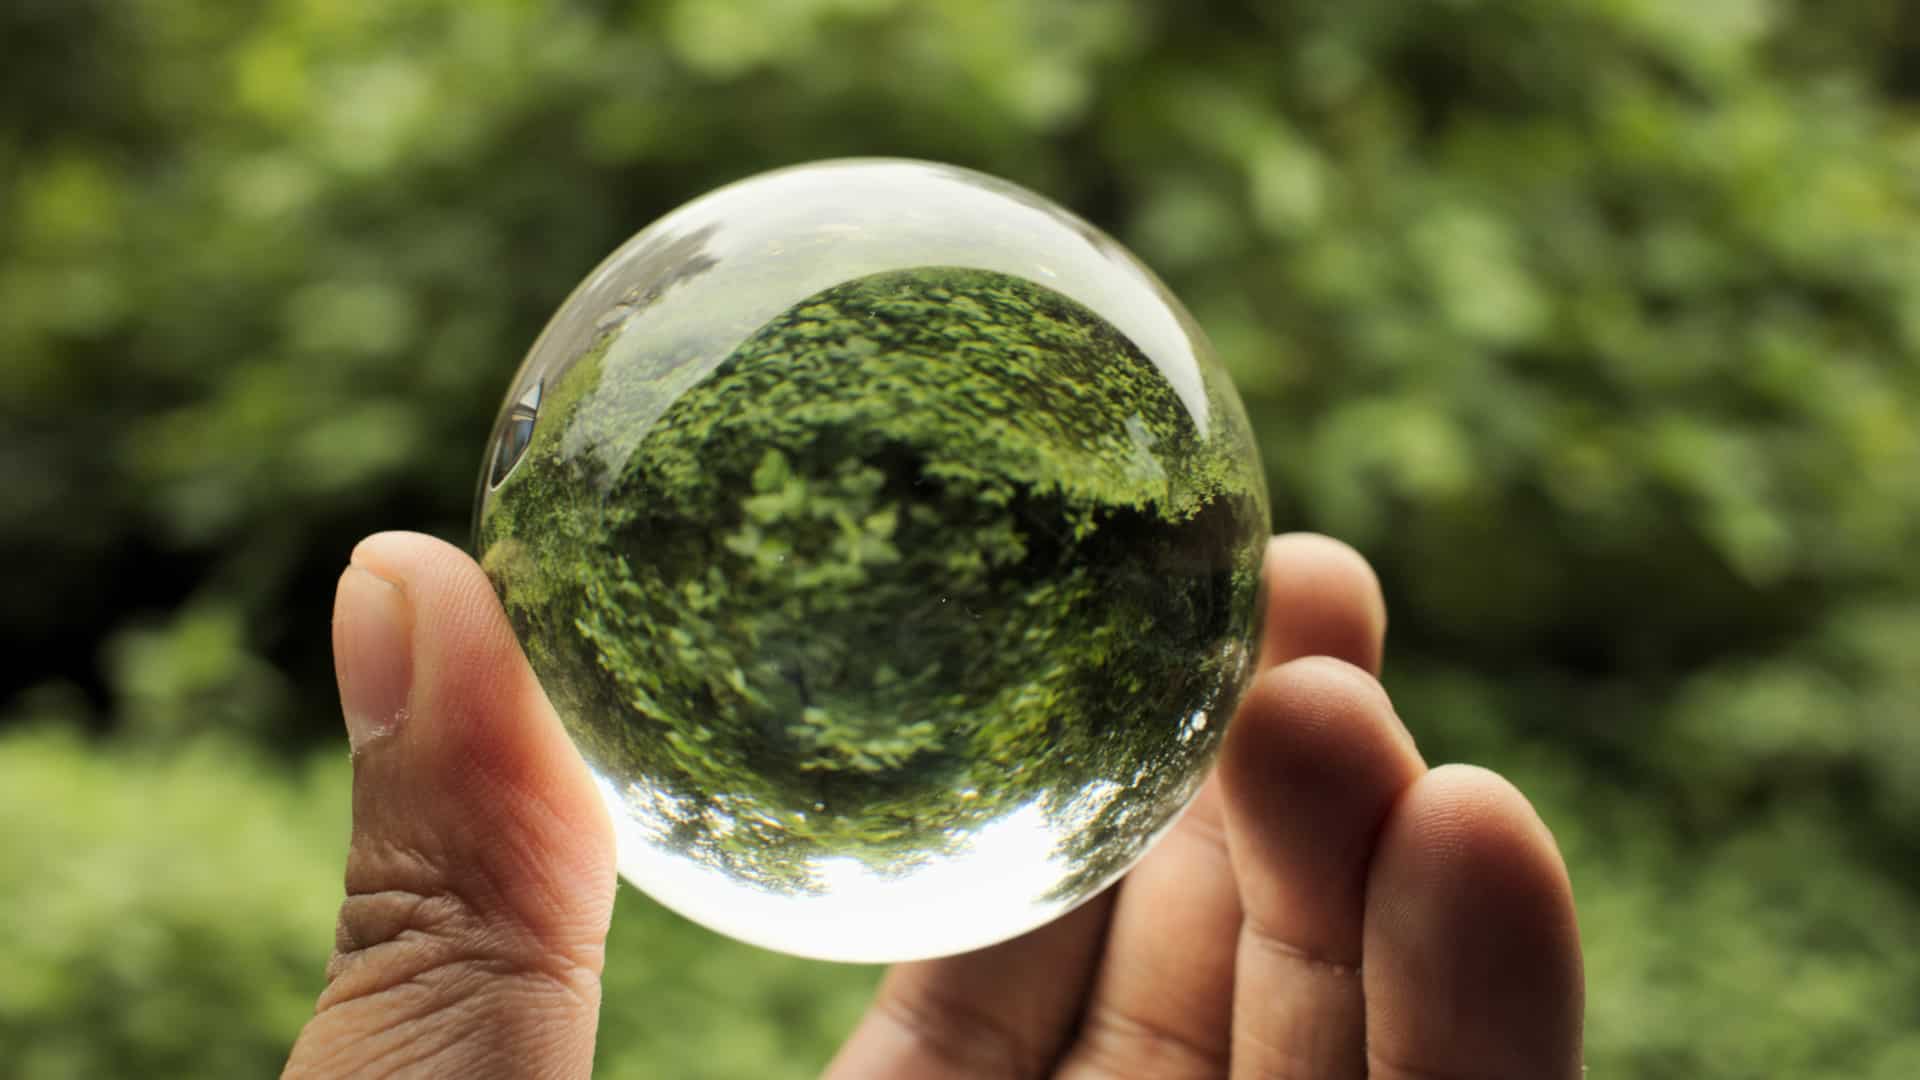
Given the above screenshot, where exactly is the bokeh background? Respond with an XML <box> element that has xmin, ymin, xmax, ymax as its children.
<box><xmin>5</xmin><ymin>0</ymin><xmax>1919</xmax><ymax>1075</ymax></box>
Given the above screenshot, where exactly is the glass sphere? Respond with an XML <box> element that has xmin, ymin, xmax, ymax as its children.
<box><xmin>474</xmin><ymin>160</ymin><xmax>1269</xmax><ymax>963</ymax></box>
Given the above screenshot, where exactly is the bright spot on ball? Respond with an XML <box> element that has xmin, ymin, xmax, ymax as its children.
<box><xmin>474</xmin><ymin>160</ymin><xmax>1268</xmax><ymax>963</ymax></box>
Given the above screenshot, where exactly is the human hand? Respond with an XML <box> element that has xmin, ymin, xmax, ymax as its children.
<box><xmin>285</xmin><ymin>531</ymin><xmax>1583</xmax><ymax>1078</ymax></box>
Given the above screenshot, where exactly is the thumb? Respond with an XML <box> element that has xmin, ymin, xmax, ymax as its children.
<box><xmin>286</xmin><ymin>532</ymin><xmax>617</xmax><ymax>1079</ymax></box>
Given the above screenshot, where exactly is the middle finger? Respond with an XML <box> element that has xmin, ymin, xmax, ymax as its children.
<box><xmin>1053</xmin><ymin>534</ymin><xmax>1393</xmax><ymax>1077</ymax></box>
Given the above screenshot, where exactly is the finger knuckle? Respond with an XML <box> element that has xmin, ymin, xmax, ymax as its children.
<box><xmin>874</xmin><ymin>983</ymin><xmax>1049</xmax><ymax>1079</ymax></box>
<box><xmin>320</xmin><ymin>839</ymin><xmax>597</xmax><ymax>1015</ymax></box>
<box><xmin>1065</xmin><ymin>1002</ymin><xmax>1228</xmax><ymax>1079</ymax></box>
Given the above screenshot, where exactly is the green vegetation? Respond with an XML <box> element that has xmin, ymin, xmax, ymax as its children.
<box><xmin>479</xmin><ymin>265</ymin><xmax>1264</xmax><ymax>894</ymax></box>
<box><xmin>5</xmin><ymin>0</ymin><xmax>1919</xmax><ymax>1075</ymax></box>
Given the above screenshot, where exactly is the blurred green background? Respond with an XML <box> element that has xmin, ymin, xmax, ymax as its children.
<box><xmin>5</xmin><ymin>0</ymin><xmax>1919</xmax><ymax>1075</ymax></box>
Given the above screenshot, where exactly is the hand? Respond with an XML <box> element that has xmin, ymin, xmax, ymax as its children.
<box><xmin>285</xmin><ymin>531</ymin><xmax>1583</xmax><ymax>1078</ymax></box>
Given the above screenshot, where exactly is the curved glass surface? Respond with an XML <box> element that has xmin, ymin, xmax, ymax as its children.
<box><xmin>475</xmin><ymin>160</ymin><xmax>1268</xmax><ymax>963</ymax></box>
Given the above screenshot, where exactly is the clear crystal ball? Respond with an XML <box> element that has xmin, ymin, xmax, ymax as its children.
<box><xmin>474</xmin><ymin>160</ymin><xmax>1268</xmax><ymax>963</ymax></box>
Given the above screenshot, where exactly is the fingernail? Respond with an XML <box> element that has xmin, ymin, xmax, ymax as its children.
<box><xmin>335</xmin><ymin>563</ymin><xmax>413</xmax><ymax>752</ymax></box>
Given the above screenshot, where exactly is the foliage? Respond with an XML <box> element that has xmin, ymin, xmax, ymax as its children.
<box><xmin>4</xmin><ymin>0</ymin><xmax>1919</xmax><ymax>1075</ymax></box>
<box><xmin>0</xmin><ymin>727</ymin><xmax>343</xmax><ymax>1078</ymax></box>
<box><xmin>481</xmin><ymin>263</ymin><xmax>1263</xmax><ymax>894</ymax></box>
<box><xmin>0</xmin><ymin>725</ymin><xmax>877</xmax><ymax>1080</ymax></box>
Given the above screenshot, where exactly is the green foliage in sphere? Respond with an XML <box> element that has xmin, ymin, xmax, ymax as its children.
<box><xmin>478</xmin><ymin>259</ymin><xmax>1266</xmax><ymax>916</ymax></box>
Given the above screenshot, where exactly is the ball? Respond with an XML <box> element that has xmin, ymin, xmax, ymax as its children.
<box><xmin>474</xmin><ymin>160</ymin><xmax>1268</xmax><ymax>963</ymax></box>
